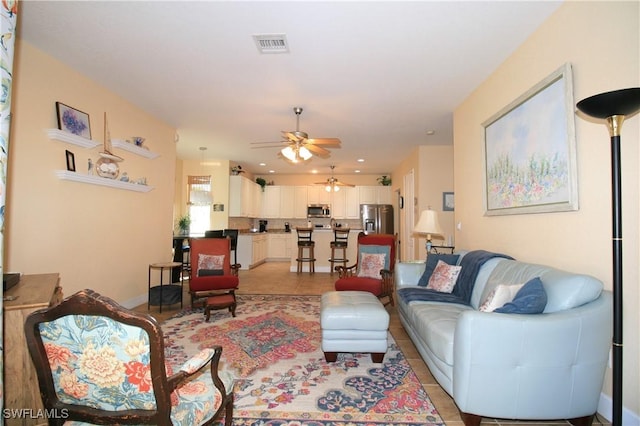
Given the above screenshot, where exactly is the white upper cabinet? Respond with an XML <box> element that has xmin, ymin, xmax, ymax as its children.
<box><xmin>233</xmin><ymin>183</ymin><xmax>391</xmax><ymax>219</ymax></box>
<box><xmin>261</xmin><ymin>186</ymin><xmax>280</xmax><ymax>218</ymax></box>
<box><xmin>359</xmin><ymin>186</ymin><xmax>392</xmax><ymax>205</ymax></box>
<box><xmin>293</xmin><ymin>186</ymin><xmax>308</xmax><ymax>218</ymax></box>
<box><xmin>307</xmin><ymin>185</ymin><xmax>331</xmax><ymax>205</ymax></box>
<box><xmin>229</xmin><ymin>175</ymin><xmax>261</xmax><ymax>217</ymax></box>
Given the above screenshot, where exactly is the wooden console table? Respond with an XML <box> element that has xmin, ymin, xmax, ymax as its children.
<box><xmin>3</xmin><ymin>273</ymin><xmax>62</xmax><ymax>426</ymax></box>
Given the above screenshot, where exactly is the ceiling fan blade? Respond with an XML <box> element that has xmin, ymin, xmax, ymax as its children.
<box><xmin>306</xmin><ymin>138</ymin><xmax>341</xmax><ymax>147</ymax></box>
<box><xmin>251</xmin><ymin>145</ymin><xmax>284</xmax><ymax>149</ymax></box>
<box><xmin>282</xmin><ymin>131</ymin><xmax>299</xmax><ymax>142</ymax></box>
<box><xmin>305</xmin><ymin>144</ymin><xmax>332</xmax><ymax>158</ymax></box>
<box><xmin>250</xmin><ymin>141</ymin><xmax>288</xmax><ymax>145</ymax></box>
<box><xmin>334</xmin><ymin>180</ymin><xmax>355</xmax><ymax>187</ymax></box>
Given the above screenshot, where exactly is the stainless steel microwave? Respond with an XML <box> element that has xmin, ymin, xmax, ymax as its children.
<box><xmin>307</xmin><ymin>204</ymin><xmax>331</xmax><ymax>218</ymax></box>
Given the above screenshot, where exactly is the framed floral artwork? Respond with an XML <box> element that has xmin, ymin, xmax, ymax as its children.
<box><xmin>56</xmin><ymin>102</ymin><xmax>91</xmax><ymax>139</ymax></box>
<box><xmin>482</xmin><ymin>63</ymin><xmax>578</xmax><ymax>216</ymax></box>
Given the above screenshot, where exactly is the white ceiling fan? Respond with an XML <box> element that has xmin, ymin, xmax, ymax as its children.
<box><xmin>315</xmin><ymin>165</ymin><xmax>354</xmax><ymax>192</ymax></box>
<box><xmin>251</xmin><ymin>107</ymin><xmax>341</xmax><ymax>164</ymax></box>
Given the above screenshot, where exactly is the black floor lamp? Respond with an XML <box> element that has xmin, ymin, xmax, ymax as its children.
<box><xmin>576</xmin><ymin>87</ymin><xmax>640</xmax><ymax>426</ymax></box>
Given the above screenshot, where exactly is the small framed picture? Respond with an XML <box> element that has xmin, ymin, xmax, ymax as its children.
<box><xmin>443</xmin><ymin>192</ymin><xmax>454</xmax><ymax>211</ymax></box>
<box><xmin>56</xmin><ymin>102</ymin><xmax>91</xmax><ymax>139</ymax></box>
<box><xmin>65</xmin><ymin>150</ymin><xmax>76</xmax><ymax>172</ymax></box>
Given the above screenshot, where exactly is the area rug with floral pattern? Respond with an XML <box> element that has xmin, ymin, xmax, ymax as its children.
<box><xmin>162</xmin><ymin>294</ymin><xmax>444</xmax><ymax>425</ymax></box>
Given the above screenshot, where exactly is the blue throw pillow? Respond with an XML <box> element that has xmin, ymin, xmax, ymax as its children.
<box><xmin>494</xmin><ymin>277</ymin><xmax>547</xmax><ymax>314</ymax></box>
<box><xmin>417</xmin><ymin>254</ymin><xmax>460</xmax><ymax>287</ymax></box>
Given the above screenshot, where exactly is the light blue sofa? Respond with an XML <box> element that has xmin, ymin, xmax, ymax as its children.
<box><xmin>395</xmin><ymin>251</ymin><xmax>612</xmax><ymax>425</ymax></box>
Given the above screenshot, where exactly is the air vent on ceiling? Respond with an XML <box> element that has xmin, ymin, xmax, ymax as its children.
<box><xmin>253</xmin><ymin>34</ymin><xmax>289</xmax><ymax>54</ymax></box>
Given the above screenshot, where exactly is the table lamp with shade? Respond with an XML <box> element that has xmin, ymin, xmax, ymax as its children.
<box><xmin>413</xmin><ymin>208</ymin><xmax>443</xmax><ymax>253</ymax></box>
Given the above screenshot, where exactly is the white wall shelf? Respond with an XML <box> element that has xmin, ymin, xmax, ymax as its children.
<box><xmin>46</xmin><ymin>128</ymin><xmax>100</xmax><ymax>149</ymax></box>
<box><xmin>112</xmin><ymin>139</ymin><xmax>160</xmax><ymax>159</ymax></box>
<box><xmin>55</xmin><ymin>170</ymin><xmax>154</xmax><ymax>193</ymax></box>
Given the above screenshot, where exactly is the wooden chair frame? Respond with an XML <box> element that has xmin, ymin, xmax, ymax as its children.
<box><xmin>24</xmin><ymin>289</ymin><xmax>233</xmax><ymax>426</ymax></box>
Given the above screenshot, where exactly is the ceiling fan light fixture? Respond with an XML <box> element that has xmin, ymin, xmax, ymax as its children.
<box><xmin>325</xmin><ymin>184</ymin><xmax>340</xmax><ymax>192</ymax></box>
<box><xmin>280</xmin><ymin>145</ymin><xmax>313</xmax><ymax>164</ymax></box>
<box><xmin>299</xmin><ymin>146</ymin><xmax>312</xmax><ymax>160</ymax></box>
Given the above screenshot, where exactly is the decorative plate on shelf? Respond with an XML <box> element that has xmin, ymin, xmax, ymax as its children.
<box><xmin>95</xmin><ymin>157</ymin><xmax>119</xmax><ymax>179</ymax></box>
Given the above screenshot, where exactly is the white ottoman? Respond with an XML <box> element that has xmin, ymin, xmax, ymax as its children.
<box><xmin>320</xmin><ymin>291</ymin><xmax>389</xmax><ymax>363</ymax></box>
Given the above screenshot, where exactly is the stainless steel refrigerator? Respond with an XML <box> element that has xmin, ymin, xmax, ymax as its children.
<box><xmin>360</xmin><ymin>204</ymin><xmax>394</xmax><ymax>234</ymax></box>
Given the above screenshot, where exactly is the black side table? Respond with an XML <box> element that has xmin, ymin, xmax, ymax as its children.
<box><xmin>148</xmin><ymin>261</ymin><xmax>183</xmax><ymax>313</ymax></box>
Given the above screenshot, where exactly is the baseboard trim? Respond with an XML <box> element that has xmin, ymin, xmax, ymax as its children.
<box><xmin>598</xmin><ymin>391</ymin><xmax>639</xmax><ymax>425</ymax></box>
<box><xmin>121</xmin><ymin>293</ymin><xmax>147</xmax><ymax>310</ymax></box>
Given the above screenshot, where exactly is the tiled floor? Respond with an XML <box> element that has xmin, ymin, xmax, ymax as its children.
<box><xmin>136</xmin><ymin>261</ymin><xmax>611</xmax><ymax>426</ymax></box>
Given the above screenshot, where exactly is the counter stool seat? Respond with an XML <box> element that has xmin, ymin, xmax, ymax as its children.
<box><xmin>296</xmin><ymin>227</ymin><xmax>315</xmax><ymax>274</ymax></box>
<box><xmin>329</xmin><ymin>228</ymin><xmax>350</xmax><ymax>275</ymax></box>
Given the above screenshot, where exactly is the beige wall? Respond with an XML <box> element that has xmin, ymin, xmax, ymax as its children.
<box><xmin>393</xmin><ymin>145</ymin><xmax>454</xmax><ymax>261</ymax></box>
<box><xmin>453</xmin><ymin>1</ymin><xmax>639</xmax><ymax>417</ymax></box>
<box><xmin>6</xmin><ymin>40</ymin><xmax>177</xmax><ymax>305</ymax></box>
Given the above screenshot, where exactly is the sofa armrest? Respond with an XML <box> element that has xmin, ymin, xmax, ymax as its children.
<box><xmin>452</xmin><ymin>291</ymin><xmax>612</xmax><ymax>419</ymax></box>
<box><xmin>394</xmin><ymin>262</ymin><xmax>426</xmax><ymax>288</ymax></box>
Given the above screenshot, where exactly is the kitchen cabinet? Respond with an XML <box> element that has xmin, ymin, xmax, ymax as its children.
<box><xmin>359</xmin><ymin>186</ymin><xmax>392</xmax><ymax>205</ymax></box>
<box><xmin>262</xmin><ymin>186</ymin><xmax>280</xmax><ymax>218</ymax></box>
<box><xmin>293</xmin><ymin>186</ymin><xmax>308</xmax><ymax>218</ymax></box>
<box><xmin>279</xmin><ymin>186</ymin><xmax>294</xmax><ymax>218</ymax></box>
<box><xmin>265</xmin><ymin>185</ymin><xmax>308</xmax><ymax>219</ymax></box>
<box><xmin>331</xmin><ymin>188</ymin><xmax>346</xmax><ymax>218</ymax></box>
<box><xmin>307</xmin><ymin>185</ymin><xmax>331</xmax><ymax>205</ymax></box>
<box><xmin>267</xmin><ymin>233</ymin><xmax>292</xmax><ymax>260</ymax></box>
<box><xmin>230</xmin><ymin>175</ymin><xmax>262</xmax><ymax>217</ymax></box>
<box><xmin>344</xmin><ymin>187</ymin><xmax>361</xmax><ymax>218</ymax></box>
<box><xmin>252</xmin><ymin>233</ymin><xmax>267</xmax><ymax>265</ymax></box>
<box><xmin>237</xmin><ymin>233</ymin><xmax>267</xmax><ymax>269</ymax></box>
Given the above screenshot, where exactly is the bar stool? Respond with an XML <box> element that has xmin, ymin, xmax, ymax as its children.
<box><xmin>296</xmin><ymin>227</ymin><xmax>316</xmax><ymax>274</ymax></box>
<box><xmin>329</xmin><ymin>228</ymin><xmax>350</xmax><ymax>274</ymax></box>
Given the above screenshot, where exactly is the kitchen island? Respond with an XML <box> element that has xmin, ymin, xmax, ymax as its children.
<box><xmin>289</xmin><ymin>228</ymin><xmax>362</xmax><ymax>273</ymax></box>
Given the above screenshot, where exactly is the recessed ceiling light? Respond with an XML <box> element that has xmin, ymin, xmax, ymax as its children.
<box><xmin>426</xmin><ymin>130</ymin><xmax>436</xmax><ymax>135</ymax></box>
<box><xmin>355</xmin><ymin>170</ymin><xmax>361</xmax><ymax>173</ymax></box>
<box><xmin>259</xmin><ymin>162</ymin><xmax>266</xmax><ymax>166</ymax></box>
<box><xmin>311</xmin><ymin>169</ymin><xmax>318</xmax><ymax>174</ymax></box>
<box><xmin>269</xmin><ymin>170</ymin><xmax>275</xmax><ymax>173</ymax></box>
<box><xmin>357</xmin><ymin>158</ymin><xmax>365</xmax><ymax>163</ymax></box>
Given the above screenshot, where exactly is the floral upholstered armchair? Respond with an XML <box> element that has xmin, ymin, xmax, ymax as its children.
<box><xmin>335</xmin><ymin>232</ymin><xmax>397</xmax><ymax>306</ymax></box>
<box><xmin>24</xmin><ymin>289</ymin><xmax>234</xmax><ymax>426</ymax></box>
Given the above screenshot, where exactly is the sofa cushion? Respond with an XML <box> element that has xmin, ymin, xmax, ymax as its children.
<box><xmin>494</xmin><ymin>277</ymin><xmax>547</xmax><ymax>314</ymax></box>
<box><xmin>540</xmin><ymin>269</ymin><xmax>603</xmax><ymax>313</ymax></box>
<box><xmin>427</xmin><ymin>260</ymin><xmax>462</xmax><ymax>293</ymax></box>
<box><xmin>482</xmin><ymin>259</ymin><xmax>603</xmax><ymax>313</ymax></box>
<box><xmin>417</xmin><ymin>254</ymin><xmax>460</xmax><ymax>287</ymax></box>
<box><xmin>410</xmin><ymin>302</ymin><xmax>473</xmax><ymax>365</ymax></box>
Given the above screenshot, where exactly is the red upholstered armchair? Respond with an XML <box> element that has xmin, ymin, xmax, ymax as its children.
<box><xmin>189</xmin><ymin>237</ymin><xmax>240</xmax><ymax>309</ymax></box>
<box><xmin>335</xmin><ymin>232</ymin><xmax>397</xmax><ymax>306</ymax></box>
